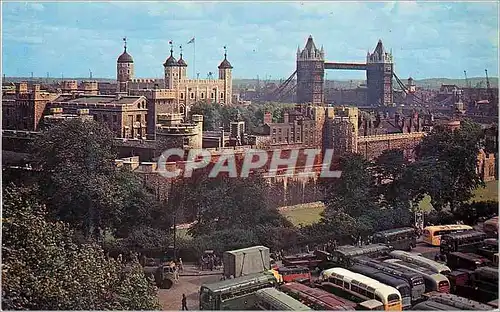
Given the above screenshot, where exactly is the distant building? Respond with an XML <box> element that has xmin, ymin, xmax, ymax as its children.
<box><xmin>46</xmin><ymin>93</ymin><xmax>148</xmax><ymax>138</ymax></box>
<box><xmin>2</xmin><ymin>82</ymin><xmax>59</xmax><ymax>131</ymax></box>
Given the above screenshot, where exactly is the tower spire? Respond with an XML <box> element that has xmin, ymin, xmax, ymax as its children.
<box><xmin>123</xmin><ymin>37</ymin><xmax>127</xmax><ymax>52</ymax></box>
<box><xmin>169</xmin><ymin>40</ymin><xmax>173</xmax><ymax>56</ymax></box>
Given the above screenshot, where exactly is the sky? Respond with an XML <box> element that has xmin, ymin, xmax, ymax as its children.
<box><xmin>2</xmin><ymin>1</ymin><xmax>499</xmax><ymax>80</ymax></box>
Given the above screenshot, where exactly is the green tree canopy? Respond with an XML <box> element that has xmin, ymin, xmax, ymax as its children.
<box><xmin>2</xmin><ymin>185</ymin><xmax>160</xmax><ymax>310</ymax></box>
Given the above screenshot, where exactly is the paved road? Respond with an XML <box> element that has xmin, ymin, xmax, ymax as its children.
<box><xmin>158</xmin><ymin>266</ymin><xmax>222</xmax><ymax>310</ymax></box>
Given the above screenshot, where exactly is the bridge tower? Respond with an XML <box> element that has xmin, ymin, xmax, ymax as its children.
<box><xmin>296</xmin><ymin>35</ymin><xmax>325</xmax><ymax>105</ymax></box>
<box><xmin>366</xmin><ymin>40</ymin><xmax>393</xmax><ymax>106</ymax></box>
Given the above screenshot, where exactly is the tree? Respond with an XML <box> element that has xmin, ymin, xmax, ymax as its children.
<box><xmin>188</xmin><ymin>174</ymin><xmax>292</xmax><ymax>237</ymax></box>
<box><xmin>416</xmin><ymin>120</ymin><xmax>485</xmax><ymax>211</ymax></box>
<box><xmin>322</xmin><ymin>153</ymin><xmax>379</xmax><ymax>219</ymax></box>
<box><xmin>374</xmin><ymin>149</ymin><xmax>409</xmax><ymax>208</ymax></box>
<box><xmin>2</xmin><ymin>185</ymin><xmax>161</xmax><ymax>310</ymax></box>
<box><xmin>30</xmin><ymin>119</ymin><xmax>164</xmax><ymax>240</ymax></box>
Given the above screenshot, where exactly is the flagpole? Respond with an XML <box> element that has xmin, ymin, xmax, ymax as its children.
<box><xmin>193</xmin><ymin>38</ymin><xmax>196</xmax><ymax>80</ymax></box>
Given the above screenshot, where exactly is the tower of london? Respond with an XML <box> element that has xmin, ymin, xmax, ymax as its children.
<box><xmin>116</xmin><ymin>39</ymin><xmax>233</xmax><ymax>118</ymax></box>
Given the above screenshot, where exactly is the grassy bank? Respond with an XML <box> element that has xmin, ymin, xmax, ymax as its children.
<box><xmin>281</xmin><ymin>180</ymin><xmax>498</xmax><ymax>226</ymax></box>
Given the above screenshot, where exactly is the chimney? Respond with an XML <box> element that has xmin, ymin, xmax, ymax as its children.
<box><xmin>264</xmin><ymin>112</ymin><xmax>272</xmax><ymax>124</ymax></box>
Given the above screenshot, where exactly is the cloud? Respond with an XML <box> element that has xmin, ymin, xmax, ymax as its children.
<box><xmin>2</xmin><ymin>2</ymin><xmax>498</xmax><ymax>79</ymax></box>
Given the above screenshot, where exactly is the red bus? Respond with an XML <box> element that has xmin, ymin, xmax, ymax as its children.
<box><xmin>277</xmin><ymin>266</ymin><xmax>312</xmax><ymax>284</ymax></box>
<box><xmin>280</xmin><ymin>282</ymin><xmax>356</xmax><ymax>310</ymax></box>
<box><xmin>282</xmin><ymin>253</ymin><xmax>323</xmax><ymax>269</ymax></box>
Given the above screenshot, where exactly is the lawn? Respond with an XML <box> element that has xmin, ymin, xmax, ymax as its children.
<box><xmin>281</xmin><ymin>180</ymin><xmax>498</xmax><ymax>226</ymax></box>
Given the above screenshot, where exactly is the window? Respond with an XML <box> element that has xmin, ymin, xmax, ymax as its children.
<box><xmin>136</xmin><ymin>115</ymin><xmax>141</xmax><ymax>122</ymax></box>
<box><xmin>201</xmin><ymin>93</ymin><xmax>205</xmax><ymax>99</ymax></box>
<box><xmin>180</xmin><ymin>93</ymin><xmax>184</xmax><ymax>99</ymax></box>
<box><xmin>113</xmin><ymin>115</ymin><xmax>118</xmax><ymax>123</ymax></box>
<box><xmin>220</xmin><ymin>92</ymin><xmax>224</xmax><ymax>98</ymax></box>
<box><xmin>137</xmin><ymin>103</ymin><xmax>141</xmax><ymax>109</ymax></box>
<box><xmin>190</xmin><ymin>93</ymin><xmax>194</xmax><ymax>99</ymax></box>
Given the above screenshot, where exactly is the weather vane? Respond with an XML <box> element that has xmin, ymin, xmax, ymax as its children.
<box><xmin>123</xmin><ymin>37</ymin><xmax>127</xmax><ymax>51</ymax></box>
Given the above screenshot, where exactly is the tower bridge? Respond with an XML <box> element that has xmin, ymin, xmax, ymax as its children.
<box><xmin>273</xmin><ymin>36</ymin><xmax>394</xmax><ymax>107</ymax></box>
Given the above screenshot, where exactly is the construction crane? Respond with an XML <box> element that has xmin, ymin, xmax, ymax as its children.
<box><xmin>464</xmin><ymin>70</ymin><xmax>469</xmax><ymax>88</ymax></box>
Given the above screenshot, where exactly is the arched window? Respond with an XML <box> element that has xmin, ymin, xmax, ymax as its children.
<box><xmin>180</xmin><ymin>93</ymin><xmax>184</xmax><ymax>99</ymax></box>
<box><xmin>201</xmin><ymin>93</ymin><xmax>205</xmax><ymax>99</ymax></box>
<box><xmin>220</xmin><ymin>92</ymin><xmax>224</xmax><ymax>99</ymax></box>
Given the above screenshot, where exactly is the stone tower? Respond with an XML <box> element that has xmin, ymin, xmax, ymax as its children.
<box><xmin>296</xmin><ymin>35</ymin><xmax>325</xmax><ymax>105</ymax></box>
<box><xmin>366</xmin><ymin>39</ymin><xmax>393</xmax><ymax>106</ymax></box>
<box><xmin>218</xmin><ymin>46</ymin><xmax>233</xmax><ymax>105</ymax></box>
<box><xmin>163</xmin><ymin>44</ymin><xmax>179</xmax><ymax>90</ymax></box>
<box><xmin>116</xmin><ymin>38</ymin><xmax>134</xmax><ymax>93</ymax></box>
<box><xmin>177</xmin><ymin>46</ymin><xmax>188</xmax><ymax>80</ymax></box>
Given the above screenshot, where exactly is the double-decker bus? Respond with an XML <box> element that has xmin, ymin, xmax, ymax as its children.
<box><xmin>199</xmin><ymin>271</ymin><xmax>277</xmax><ymax>310</ymax></box>
<box><xmin>389</xmin><ymin>250</ymin><xmax>451</xmax><ymax>275</ymax></box>
<box><xmin>348</xmin><ymin>264</ymin><xmax>412</xmax><ymax>309</ymax></box>
<box><xmin>477</xmin><ymin>238</ymin><xmax>499</xmax><ymax>261</ymax></box>
<box><xmin>254</xmin><ymin>287</ymin><xmax>312</xmax><ymax>310</ymax></box>
<box><xmin>411</xmin><ymin>300</ymin><xmax>461</xmax><ymax>310</ymax></box>
<box><xmin>319</xmin><ymin>268</ymin><xmax>402</xmax><ymax>311</ymax></box>
<box><xmin>423</xmin><ymin>291</ymin><xmax>494</xmax><ymax>310</ymax></box>
<box><xmin>440</xmin><ymin>230</ymin><xmax>487</xmax><ymax>254</ymax></box>
<box><xmin>333</xmin><ymin>244</ymin><xmax>393</xmax><ymax>267</ymax></box>
<box><xmin>282</xmin><ymin>253</ymin><xmax>323</xmax><ymax>270</ymax></box>
<box><xmin>280</xmin><ymin>282</ymin><xmax>357</xmax><ymax>310</ymax></box>
<box><xmin>354</xmin><ymin>257</ymin><xmax>425</xmax><ymax>303</ymax></box>
<box><xmin>384</xmin><ymin>259</ymin><xmax>450</xmax><ymax>293</ymax></box>
<box><xmin>372</xmin><ymin>227</ymin><xmax>417</xmax><ymax>251</ymax></box>
<box><xmin>277</xmin><ymin>266</ymin><xmax>312</xmax><ymax>284</ymax></box>
<box><xmin>446</xmin><ymin>252</ymin><xmax>491</xmax><ymax>271</ymax></box>
<box><xmin>471</xmin><ymin>267</ymin><xmax>499</xmax><ymax>303</ymax></box>
<box><xmin>422</xmin><ymin>224</ymin><xmax>473</xmax><ymax>246</ymax></box>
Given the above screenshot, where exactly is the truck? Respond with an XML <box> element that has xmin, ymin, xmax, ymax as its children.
<box><xmin>223</xmin><ymin>245</ymin><xmax>270</xmax><ymax>278</ymax></box>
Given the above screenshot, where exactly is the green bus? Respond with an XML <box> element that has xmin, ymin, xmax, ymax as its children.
<box><xmin>199</xmin><ymin>272</ymin><xmax>277</xmax><ymax>310</ymax></box>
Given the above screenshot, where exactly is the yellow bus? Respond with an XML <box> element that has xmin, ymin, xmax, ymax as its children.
<box><xmin>422</xmin><ymin>224</ymin><xmax>473</xmax><ymax>246</ymax></box>
<box><xmin>320</xmin><ymin>268</ymin><xmax>402</xmax><ymax>311</ymax></box>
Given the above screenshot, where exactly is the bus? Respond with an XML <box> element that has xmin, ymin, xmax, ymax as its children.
<box><xmin>280</xmin><ymin>282</ymin><xmax>357</xmax><ymax>310</ymax></box>
<box><xmin>440</xmin><ymin>230</ymin><xmax>487</xmax><ymax>254</ymax></box>
<box><xmin>319</xmin><ymin>268</ymin><xmax>402</xmax><ymax>311</ymax></box>
<box><xmin>354</xmin><ymin>257</ymin><xmax>425</xmax><ymax>302</ymax></box>
<box><xmin>333</xmin><ymin>244</ymin><xmax>393</xmax><ymax>267</ymax></box>
<box><xmin>422</xmin><ymin>224</ymin><xmax>473</xmax><ymax>246</ymax></box>
<box><xmin>282</xmin><ymin>253</ymin><xmax>323</xmax><ymax>269</ymax></box>
<box><xmin>199</xmin><ymin>271</ymin><xmax>278</xmax><ymax>310</ymax></box>
<box><xmin>411</xmin><ymin>300</ymin><xmax>461</xmax><ymax>310</ymax></box>
<box><xmin>372</xmin><ymin>227</ymin><xmax>417</xmax><ymax>251</ymax></box>
<box><xmin>349</xmin><ymin>264</ymin><xmax>412</xmax><ymax>309</ymax></box>
<box><xmin>277</xmin><ymin>266</ymin><xmax>312</xmax><ymax>284</ymax></box>
<box><xmin>471</xmin><ymin>267</ymin><xmax>499</xmax><ymax>302</ymax></box>
<box><xmin>254</xmin><ymin>287</ymin><xmax>312</xmax><ymax>310</ymax></box>
<box><xmin>446</xmin><ymin>252</ymin><xmax>491</xmax><ymax>271</ymax></box>
<box><xmin>423</xmin><ymin>292</ymin><xmax>494</xmax><ymax>310</ymax></box>
<box><xmin>383</xmin><ymin>259</ymin><xmax>450</xmax><ymax>293</ymax></box>
<box><xmin>389</xmin><ymin>250</ymin><xmax>451</xmax><ymax>275</ymax></box>
<box><xmin>477</xmin><ymin>238</ymin><xmax>499</xmax><ymax>261</ymax></box>
<box><xmin>483</xmin><ymin>216</ymin><xmax>498</xmax><ymax>237</ymax></box>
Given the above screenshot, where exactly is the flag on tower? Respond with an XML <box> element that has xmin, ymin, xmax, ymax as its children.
<box><xmin>187</xmin><ymin>37</ymin><xmax>195</xmax><ymax>44</ymax></box>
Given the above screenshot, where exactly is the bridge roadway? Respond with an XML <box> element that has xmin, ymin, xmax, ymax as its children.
<box><xmin>324</xmin><ymin>62</ymin><xmax>367</xmax><ymax>70</ymax></box>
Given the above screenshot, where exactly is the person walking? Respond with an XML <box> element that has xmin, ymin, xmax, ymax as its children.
<box><xmin>181</xmin><ymin>294</ymin><xmax>188</xmax><ymax>311</ymax></box>
<box><xmin>178</xmin><ymin>258</ymin><xmax>184</xmax><ymax>273</ymax></box>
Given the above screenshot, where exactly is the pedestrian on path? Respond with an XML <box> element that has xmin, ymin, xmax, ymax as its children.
<box><xmin>181</xmin><ymin>294</ymin><xmax>188</xmax><ymax>310</ymax></box>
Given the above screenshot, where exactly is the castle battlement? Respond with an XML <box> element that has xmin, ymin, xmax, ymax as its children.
<box><xmin>357</xmin><ymin>132</ymin><xmax>425</xmax><ymax>143</ymax></box>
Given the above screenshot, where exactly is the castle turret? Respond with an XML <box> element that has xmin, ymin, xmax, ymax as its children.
<box><xmin>218</xmin><ymin>46</ymin><xmax>233</xmax><ymax>105</ymax></box>
<box><xmin>163</xmin><ymin>42</ymin><xmax>179</xmax><ymax>90</ymax></box>
<box><xmin>117</xmin><ymin>37</ymin><xmax>134</xmax><ymax>93</ymax></box>
<box><xmin>296</xmin><ymin>35</ymin><xmax>324</xmax><ymax>105</ymax></box>
<box><xmin>177</xmin><ymin>45</ymin><xmax>188</xmax><ymax>80</ymax></box>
